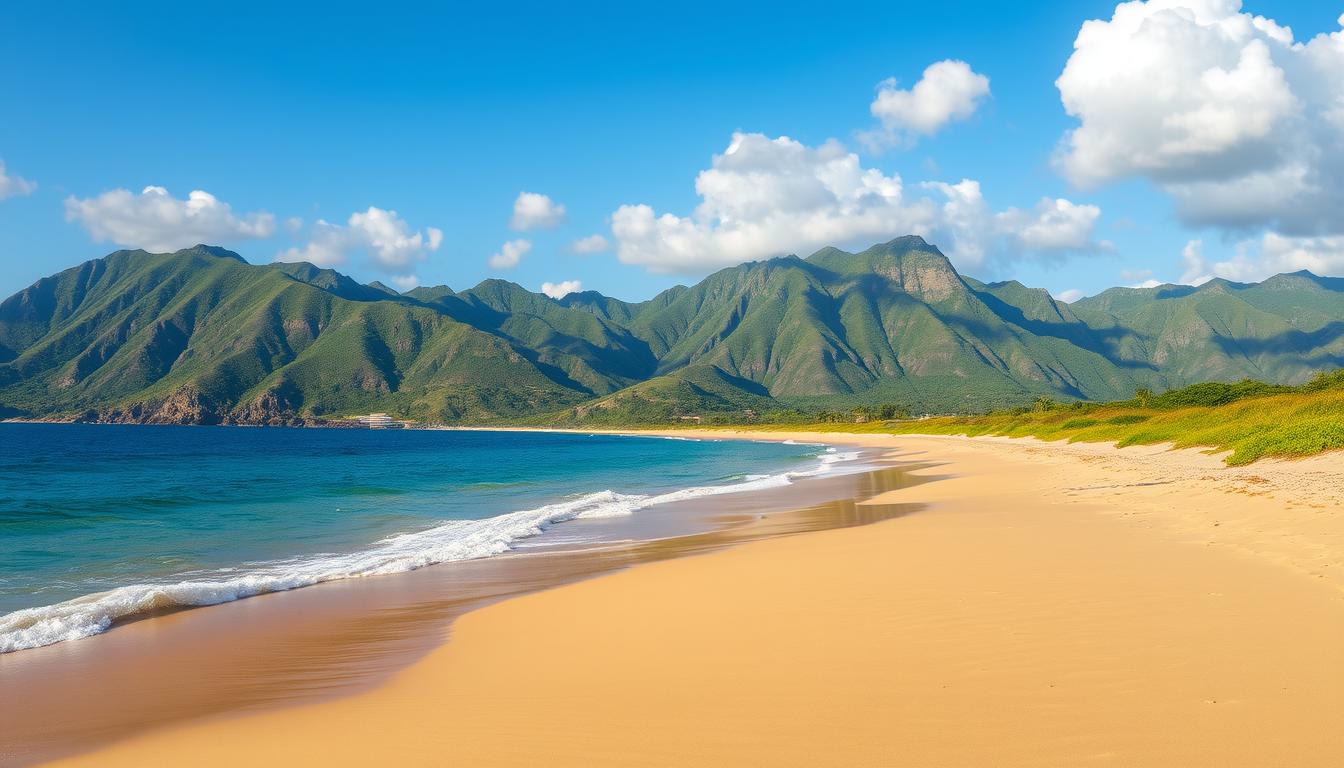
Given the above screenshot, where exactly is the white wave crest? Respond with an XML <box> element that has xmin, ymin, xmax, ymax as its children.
<box><xmin>0</xmin><ymin>446</ymin><xmax>861</xmax><ymax>653</ymax></box>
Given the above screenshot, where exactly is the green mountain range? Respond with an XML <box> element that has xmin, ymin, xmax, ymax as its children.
<box><xmin>2</xmin><ymin>237</ymin><xmax>1341</xmax><ymax>424</ymax></box>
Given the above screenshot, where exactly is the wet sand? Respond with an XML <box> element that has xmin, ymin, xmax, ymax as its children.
<box><xmin>38</xmin><ymin>431</ymin><xmax>1344</xmax><ymax>767</ymax></box>
<box><xmin>1</xmin><ymin>448</ymin><xmax>925</xmax><ymax>766</ymax></box>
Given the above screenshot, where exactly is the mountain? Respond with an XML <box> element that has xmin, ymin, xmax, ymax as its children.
<box><xmin>0</xmin><ymin>247</ymin><xmax>586</xmax><ymax>423</ymax></box>
<box><xmin>1069</xmin><ymin>273</ymin><xmax>1344</xmax><ymax>384</ymax></box>
<box><xmin>1</xmin><ymin>238</ymin><xmax>1342</xmax><ymax>424</ymax></box>
<box><xmin>617</xmin><ymin>237</ymin><xmax>1147</xmax><ymax>412</ymax></box>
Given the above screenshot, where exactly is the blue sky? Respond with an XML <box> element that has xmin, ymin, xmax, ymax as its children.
<box><xmin>2</xmin><ymin>0</ymin><xmax>1341</xmax><ymax>301</ymax></box>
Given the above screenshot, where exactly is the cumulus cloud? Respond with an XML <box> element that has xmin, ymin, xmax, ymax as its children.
<box><xmin>509</xmin><ymin>192</ymin><xmax>566</xmax><ymax>231</ymax></box>
<box><xmin>1256</xmin><ymin>232</ymin><xmax>1344</xmax><ymax>277</ymax></box>
<box><xmin>1214</xmin><ymin>233</ymin><xmax>1344</xmax><ymax>283</ymax></box>
<box><xmin>863</xmin><ymin>60</ymin><xmax>990</xmax><ymax>149</ymax></box>
<box><xmin>1171</xmin><ymin>233</ymin><xmax>1344</xmax><ymax>285</ymax></box>
<box><xmin>0</xmin><ymin>160</ymin><xmax>36</xmax><ymax>200</ymax></box>
<box><xmin>613</xmin><ymin>132</ymin><xmax>933</xmax><ymax>273</ymax></box>
<box><xmin>540</xmin><ymin>280</ymin><xmax>582</xmax><ymax>299</ymax></box>
<box><xmin>277</xmin><ymin>207</ymin><xmax>442</xmax><ymax>290</ymax></box>
<box><xmin>609</xmin><ymin>132</ymin><xmax>1106</xmax><ymax>276</ymax></box>
<box><xmin>1055</xmin><ymin>2</ymin><xmax>1344</xmax><ymax>235</ymax></box>
<box><xmin>1003</xmin><ymin>197</ymin><xmax>1108</xmax><ymax>253</ymax></box>
<box><xmin>922</xmin><ymin>179</ymin><xmax>1109</xmax><ymax>269</ymax></box>
<box><xmin>488</xmin><ymin>238</ymin><xmax>531</xmax><ymax>269</ymax></box>
<box><xmin>65</xmin><ymin>186</ymin><xmax>276</xmax><ymax>252</ymax></box>
<box><xmin>571</xmin><ymin>233</ymin><xmax>610</xmax><ymax>253</ymax></box>
<box><xmin>1178</xmin><ymin>239</ymin><xmax>1214</xmax><ymax>285</ymax></box>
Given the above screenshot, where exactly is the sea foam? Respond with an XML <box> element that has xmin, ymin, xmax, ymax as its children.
<box><xmin>0</xmin><ymin>446</ymin><xmax>861</xmax><ymax>653</ymax></box>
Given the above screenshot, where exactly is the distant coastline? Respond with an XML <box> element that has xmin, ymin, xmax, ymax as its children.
<box><xmin>10</xmin><ymin>368</ymin><xmax>1342</xmax><ymax>467</ymax></box>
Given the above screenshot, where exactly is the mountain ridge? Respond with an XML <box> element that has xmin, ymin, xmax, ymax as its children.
<box><xmin>2</xmin><ymin>238</ymin><xmax>1342</xmax><ymax>424</ymax></box>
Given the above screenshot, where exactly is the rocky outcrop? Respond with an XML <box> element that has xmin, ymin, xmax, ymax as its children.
<box><xmin>228</xmin><ymin>387</ymin><xmax>310</xmax><ymax>426</ymax></box>
<box><xmin>72</xmin><ymin>388</ymin><xmax>222</xmax><ymax>425</ymax></box>
<box><xmin>65</xmin><ymin>387</ymin><xmax>321</xmax><ymax>426</ymax></box>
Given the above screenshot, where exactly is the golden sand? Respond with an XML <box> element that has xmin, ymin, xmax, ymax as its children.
<box><xmin>49</xmin><ymin>433</ymin><xmax>1344</xmax><ymax>766</ymax></box>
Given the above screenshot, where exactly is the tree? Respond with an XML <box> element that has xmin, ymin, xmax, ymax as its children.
<box><xmin>877</xmin><ymin>403</ymin><xmax>909</xmax><ymax>420</ymax></box>
<box><xmin>1134</xmin><ymin>388</ymin><xmax>1153</xmax><ymax>408</ymax></box>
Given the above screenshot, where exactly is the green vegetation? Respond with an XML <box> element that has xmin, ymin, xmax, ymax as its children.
<box><xmin>743</xmin><ymin>372</ymin><xmax>1344</xmax><ymax>466</ymax></box>
<box><xmin>0</xmin><ymin>247</ymin><xmax>587</xmax><ymax>424</ymax></box>
<box><xmin>3</xmin><ymin>238</ymin><xmax>1344</xmax><ymax>427</ymax></box>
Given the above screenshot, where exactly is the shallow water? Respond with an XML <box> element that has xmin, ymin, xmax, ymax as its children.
<box><xmin>0</xmin><ymin>424</ymin><xmax>842</xmax><ymax>652</ymax></box>
<box><xmin>0</xmin><ymin>451</ymin><xmax>928</xmax><ymax>767</ymax></box>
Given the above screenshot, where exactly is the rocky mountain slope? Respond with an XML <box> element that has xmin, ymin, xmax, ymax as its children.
<box><xmin>2</xmin><ymin>238</ymin><xmax>1341</xmax><ymax>424</ymax></box>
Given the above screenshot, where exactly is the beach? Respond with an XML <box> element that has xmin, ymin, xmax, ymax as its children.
<box><xmin>31</xmin><ymin>431</ymin><xmax>1344</xmax><ymax>766</ymax></box>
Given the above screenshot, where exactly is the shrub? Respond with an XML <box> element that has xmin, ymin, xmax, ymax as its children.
<box><xmin>1060</xmin><ymin>418</ymin><xmax>1100</xmax><ymax>429</ymax></box>
<box><xmin>1148</xmin><ymin>380</ymin><xmax>1287</xmax><ymax>409</ymax></box>
<box><xmin>1106</xmin><ymin>414</ymin><xmax>1149</xmax><ymax>425</ymax></box>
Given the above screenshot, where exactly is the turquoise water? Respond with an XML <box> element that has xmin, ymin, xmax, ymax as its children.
<box><xmin>0</xmin><ymin>424</ymin><xmax>839</xmax><ymax>652</ymax></box>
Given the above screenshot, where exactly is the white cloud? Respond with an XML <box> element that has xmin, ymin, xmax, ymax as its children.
<box><xmin>277</xmin><ymin>207</ymin><xmax>442</xmax><ymax>274</ymax></box>
<box><xmin>509</xmin><ymin>192</ymin><xmax>566</xmax><ymax>231</ymax></box>
<box><xmin>1055</xmin><ymin>2</ymin><xmax>1344</xmax><ymax>236</ymax></box>
<box><xmin>540</xmin><ymin>280</ymin><xmax>582</xmax><ymax>299</ymax></box>
<box><xmin>1178</xmin><ymin>239</ymin><xmax>1214</xmax><ymax>285</ymax></box>
<box><xmin>349</xmin><ymin>207</ymin><xmax>443</xmax><ymax>270</ymax></box>
<box><xmin>0</xmin><ymin>160</ymin><xmax>36</xmax><ymax>200</ymax></box>
<box><xmin>1257</xmin><ymin>232</ymin><xmax>1344</xmax><ymax>276</ymax></box>
<box><xmin>863</xmin><ymin>60</ymin><xmax>990</xmax><ymax>149</ymax></box>
<box><xmin>571</xmin><ymin>233</ymin><xmax>610</xmax><ymax>253</ymax></box>
<box><xmin>1001</xmin><ymin>197</ymin><xmax>1108</xmax><ymax>253</ymax></box>
<box><xmin>275</xmin><ymin>221</ymin><xmax>348</xmax><ymax>267</ymax></box>
<box><xmin>65</xmin><ymin>186</ymin><xmax>276</xmax><ymax>253</ymax></box>
<box><xmin>610</xmin><ymin>132</ymin><xmax>1106</xmax><ymax>276</ymax></box>
<box><xmin>1054</xmin><ymin>288</ymin><xmax>1086</xmax><ymax>303</ymax></box>
<box><xmin>390</xmin><ymin>274</ymin><xmax>420</xmax><ymax>291</ymax></box>
<box><xmin>922</xmin><ymin>179</ymin><xmax>1109</xmax><ymax>269</ymax></box>
<box><xmin>284</xmin><ymin>216</ymin><xmax>304</xmax><ymax>234</ymax></box>
<box><xmin>489</xmin><ymin>238</ymin><xmax>532</xmax><ymax>269</ymax></box>
<box><xmin>1172</xmin><ymin>233</ymin><xmax>1344</xmax><ymax>284</ymax></box>
<box><xmin>613</xmin><ymin>132</ymin><xmax>933</xmax><ymax>274</ymax></box>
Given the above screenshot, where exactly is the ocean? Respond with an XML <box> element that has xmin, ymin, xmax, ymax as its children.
<box><xmin>0</xmin><ymin>424</ymin><xmax>851</xmax><ymax>653</ymax></box>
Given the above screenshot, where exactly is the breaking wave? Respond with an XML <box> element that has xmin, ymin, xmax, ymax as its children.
<box><xmin>0</xmin><ymin>447</ymin><xmax>861</xmax><ymax>653</ymax></box>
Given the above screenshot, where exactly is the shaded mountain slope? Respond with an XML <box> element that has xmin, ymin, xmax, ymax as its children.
<box><xmin>0</xmin><ymin>247</ymin><xmax>587</xmax><ymax>423</ymax></box>
<box><xmin>3</xmin><ymin>238</ymin><xmax>1343</xmax><ymax>423</ymax></box>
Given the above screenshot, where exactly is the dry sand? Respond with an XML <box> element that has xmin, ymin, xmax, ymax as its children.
<box><xmin>48</xmin><ymin>432</ymin><xmax>1344</xmax><ymax>767</ymax></box>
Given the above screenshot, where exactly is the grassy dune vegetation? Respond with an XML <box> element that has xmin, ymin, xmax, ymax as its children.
<box><xmin>752</xmin><ymin>370</ymin><xmax>1344</xmax><ymax>466</ymax></box>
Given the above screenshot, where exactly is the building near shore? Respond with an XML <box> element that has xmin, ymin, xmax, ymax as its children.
<box><xmin>356</xmin><ymin>413</ymin><xmax>397</xmax><ymax>428</ymax></box>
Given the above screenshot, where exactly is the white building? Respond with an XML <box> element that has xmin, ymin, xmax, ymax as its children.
<box><xmin>356</xmin><ymin>412</ymin><xmax>396</xmax><ymax>428</ymax></box>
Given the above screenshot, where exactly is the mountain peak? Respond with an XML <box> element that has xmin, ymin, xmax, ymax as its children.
<box><xmin>6</xmin><ymin>241</ymin><xmax>1344</xmax><ymax>423</ymax></box>
<box><xmin>803</xmin><ymin>236</ymin><xmax>963</xmax><ymax>301</ymax></box>
<box><xmin>877</xmin><ymin>234</ymin><xmax>934</xmax><ymax>252</ymax></box>
<box><xmin>179</xmin><ymin>244</ymin><xmax>245</xmax><ymax>262</ymax></box>
<box><xmin>1260</xmin><ymin>270</ymin><xmax>1344</xmax><ymax>292</ymax></box>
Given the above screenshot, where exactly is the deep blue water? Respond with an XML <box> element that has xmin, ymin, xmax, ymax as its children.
<box><xmin>0</xmin><ymin>424</ymin><xmax>829</xmax><ymax>651</ymax></box>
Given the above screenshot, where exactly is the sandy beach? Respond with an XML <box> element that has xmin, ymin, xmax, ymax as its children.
<box><xmin>40</xmin><ymin>431</ymin><xmax>1344</xmax><ymax>766</ymax></box>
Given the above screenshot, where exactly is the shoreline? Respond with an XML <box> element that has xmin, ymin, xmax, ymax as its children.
<box><xmin>1</xmin><ymin>436</ymin><xmax>923</xmax><ymax>766</ymax></box>
<box><xmin>0</xmin><ymin>431</ymin><xmax>878</xmax><ymax>657</ymax></box>
<box><xmin>39</xmin><ymin>428</ymin><xmax>1344</xmax><ymax>767</ymax></box>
